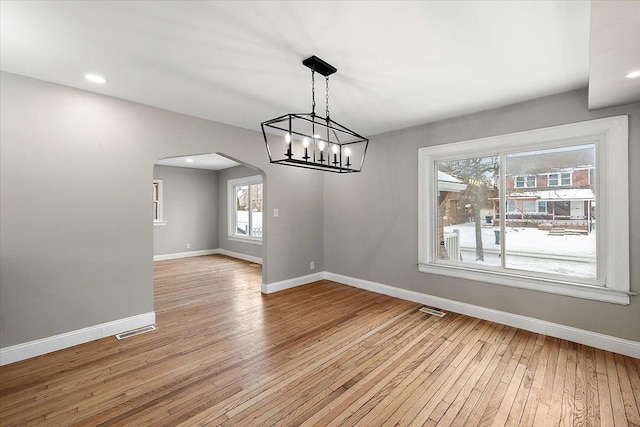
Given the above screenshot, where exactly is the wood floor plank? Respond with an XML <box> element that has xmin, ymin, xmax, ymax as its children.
<box><xmin>624</xmin><ymin>355</ymin><xmax>640</xmax><ymax>418</ymax></box>
<box><xmin>0</xmin><ymin>254</ymin><xmax>638</xmax><ymax>426</ymax></box>
<box><xmin>605</xmin><ymin>350</ymin><xmax>630</xmax><ymax>426</ymax></box>
<box><xmin>596</xmin><ymin>349</ymin><xmax>615</xmax><ymax>426</ymax></box>
<box><xmin>614</xmin><ymin>353</ymin><xmax>640</xmax><ymax>426</ymax></box>
<box><xmin>478</xmin><ymin>330</ymin><xmax>532</xmax><ymax>426</ymax></box>
<box><xmin>585</xmin><ymin>345</ymin><xmax>602</xmax><ymax>426</ymax></box>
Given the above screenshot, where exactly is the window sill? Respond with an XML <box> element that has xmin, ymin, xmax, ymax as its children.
<box><xmin>153</xmin><ymin>221</ymin><xmax>166</xmax><ymax>227</ymax></box>
<box><xmin>418</xmin><ymin>262</ymin><xmax>630</xmax><ymax>305</ymax></box>
<box><xmin>228</xmin><ymin>236</ymin><xmax>262</xmax><ymax>245</ymax></box>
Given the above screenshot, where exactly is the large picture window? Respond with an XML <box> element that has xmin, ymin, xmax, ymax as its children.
<box><xmin>418</xmin><ymin>116</ymin><xmax>630</xmax><ymax>304</ymax></box>
<box><xmin>228</xmin><ymin>175</ymin><xmax>263</xmax><ymax>243</ymax></box>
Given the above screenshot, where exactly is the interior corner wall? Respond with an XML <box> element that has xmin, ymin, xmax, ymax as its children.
<box><xmin>216</xmin><ymin>165</ymin><xmax>263</xmax><ymax>260</ymax></box>
<box><xmin>153</xmin><ymin>165</ymin><xmax>218</xmax><ymax>256</ymax></box>
<box><xmin>0</xmin><ymin>71</ymin><xmax>324</xmax><ymax>348</ymax></box>
<box><xmin>323</xmin><ymin>88</ymin><xmax>640</xmax><ymax>342</ymax></box>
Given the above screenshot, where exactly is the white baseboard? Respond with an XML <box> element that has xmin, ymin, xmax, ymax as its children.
<box><xmin>261</xmin><ymin>272</ymin><xmax>324</xmax><ymax>294</ymax></box>
<box><xmin>154</xmin><ymin>249</ymin><xmax>218</xmax><ymax>261</ymax></box>
<box><xmin>0</xmin><ymin>312</ymin><xmax>156</xmax><ymax>366</ymax></box>
<box><xmin>217</xmin><ymin>249</ymin><xmax>262</xmax><ymax>265</ymax></box>
<box><xmin>5</xmin><ymin>269</ymin><xmax>635</xmax><ymax>365</ymax></box>
<box><xmin>325</xmin><ymin>272</ymin><xmax>640</xmax><ymax>359</ymax></box>
<box><xmin>154</xmin><ymin>249</ymin><xmax>262</xmax><ymax>264</ymax></box>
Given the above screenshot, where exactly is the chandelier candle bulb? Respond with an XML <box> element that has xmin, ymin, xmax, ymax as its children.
<box><xmin>344</xmin><ymin>147</ymin><xmax>352</xmax><ymax>167</ymax></box>
<box><xmin>302</xmin><ymin>137</ymin><xmax>310</xmax><ymax>160</ymax></box>
<box><xmin>318</xmin><ymin>140</ymin><xmax>326</xmax><ymax>163</ymax></box>
<box><xmin>285</xmin><ymin>133</ymin><xmax>292</xmax><ymax>158</ymax></box>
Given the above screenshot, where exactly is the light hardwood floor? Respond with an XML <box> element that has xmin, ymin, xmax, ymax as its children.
<box><xmin>1</xmin><ymin>255</ymin><xmax>639</xmax><ymax>426</ymax></box>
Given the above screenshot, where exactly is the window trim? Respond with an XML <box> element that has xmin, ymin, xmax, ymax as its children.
<box><xmin>514</xmin><ymin>174</ymin><xmax>536</xmax><ymax>188</ymax></box>
<box><xmin>227</xmin><ymin>175</ymin><xmax>263</xmax><ymax>243</ymax></box>
<box><xmin>537</xmin><ymin>200</ymin><xmax>547</xmax><ymax>213</ymax></box>
<box><xmin>152</xmin><ymin>179</ymin><xmax>165</xmax><ymax>226</ymax></box>
<box><xmin>548</xmin><ymin>171</ymin><xmax>572</xmax><ymax>187</ymax></box>
<box><xmin>418</xmin><ymin>116</ymin><xmax>630</xmax><ymax>304</ymax></box>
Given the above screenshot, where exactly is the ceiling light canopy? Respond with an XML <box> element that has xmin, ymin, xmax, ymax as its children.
<box><xmin>84</xmin><ymin>73</ymin><xmax>107</xmax><ymax>84</ymax></box>
<box><xmin>261</xmin><ymin>56</ymin><xmax>369</xmax><ymax>173</ymax></box>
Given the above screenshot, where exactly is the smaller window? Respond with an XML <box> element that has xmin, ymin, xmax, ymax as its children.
<box><xmin>515</xmin><ymin>175</ymin><xmax>536</xmax><ymax>188</ymax></box>
<box><xmin>538</xmin><ymin>200</ymin><xmax>547</xmax><ymax>213</ymax></box>
<box><xmin>152</xmin><ymin>180</ymin><xmax>164</xmax><ymax>224</ymax></box>
<box><xmin>549</xmin><ymin>172</ymin><xmax>572</xmax><ymax>187</ymax></box>
<box><xmin>228</xmin><ymin>175</ymin><xmax>263</xmax><ymax>242</ymax></box>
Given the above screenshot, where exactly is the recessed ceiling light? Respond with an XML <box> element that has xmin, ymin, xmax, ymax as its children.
<box><xmin>186</xmin><ymin>158</ymin><xmax>195</xmax><ymax>163</ymax></box>
<box><xmin>625</xmin><ymin>70</ymin><xmax>640</xmax><ymax>79</ymax></box>
<box><xmin>85</xmin><ymin>73</ymin><xmax>107</xmax><ymax>84</ymax></box>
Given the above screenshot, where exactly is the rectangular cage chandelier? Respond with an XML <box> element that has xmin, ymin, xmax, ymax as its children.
<box><xmin>261</xmin><ymin>56</ymin><xmax>369</xmax><ymax>173</ymax></box>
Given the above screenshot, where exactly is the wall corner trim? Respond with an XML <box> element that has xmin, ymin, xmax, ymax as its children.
<box><xmin>0</xmin><ymin>312</ymin><xmax>156</xmax><ymax>366</ymax></box>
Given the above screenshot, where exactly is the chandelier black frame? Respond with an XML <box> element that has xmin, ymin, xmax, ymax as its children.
<box><xmin>261</xmin><ymin>56</ymin><xmax>369</xmax><ymax>173</ymax></box>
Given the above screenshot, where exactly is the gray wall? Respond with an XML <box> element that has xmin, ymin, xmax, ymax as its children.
<box><xmin>217</xmin><ymin>165</ymin><xmax>264</xmax><ymax>260</ymax></box>
<box><xmin>324</xmin><ymin>88</ymin><xmax>640</xmax><ymax>342</ymax></box>
<box><xmin>153</xmin><ymin>165</ymin><xmax>218</xmax><ymax>256</ymax></box>
<box><xmin>0</xmin><ymin>71</ymin><xmax>324</xmax><ymax>348</ymax></box>
<box><xmin>3</xmin><ymin>70</ymin><xmax>636</xmax><ymax>350</ymax></box>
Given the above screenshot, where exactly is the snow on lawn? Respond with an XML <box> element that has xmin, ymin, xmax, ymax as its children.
<box><xmin>444</xmin><ymin>222</ymin><xmax>596</xmax><ymax>278</ymax></box>
<box><xmin>444</xmin><ymin>222</ymin><xmax>595</xmax><ymax>258</ymax></box>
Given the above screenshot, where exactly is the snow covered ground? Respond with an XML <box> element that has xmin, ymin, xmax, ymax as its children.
<box><xmin>444</xmin><ymin>222</ymin><xmax>596</xmax><ymax>278</ymax></box>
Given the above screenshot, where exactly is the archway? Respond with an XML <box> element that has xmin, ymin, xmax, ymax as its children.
<box><xmin>152</xmin><ymin>152</ymin><xmax>266</xmax><ymax>285</ymax></box>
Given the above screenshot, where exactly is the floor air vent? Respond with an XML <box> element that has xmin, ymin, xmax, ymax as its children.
<box><xmin>419</xmin><ymin>307</ymin><xmax>446</xmax><ymax>317</ymax></box>
<box><xmin>115</xmin><ymin>325</ymin><xmax>156</xmax><ymax>340</ymax></box>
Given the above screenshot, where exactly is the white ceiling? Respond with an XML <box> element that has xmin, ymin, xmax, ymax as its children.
<box><xmin>0</xmin><ymin>1</ymin><xmax>638</xmax><ymax>137</ymax></box>
<box><xmin>156</xmin><ymin>153</ymin><xmax>240</xmax><ymax>170</ymax></box>
<box><xmin>588</xmin><ymin>1</ymin><xmax>640</xmax><ymax>109</ymax></box>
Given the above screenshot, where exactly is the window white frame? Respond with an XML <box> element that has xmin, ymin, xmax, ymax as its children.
<box><xmin>548</xmin><ymin>171</ymin><xmax>572</xmax><ymax>187</ymax></box>
<box><xmin>227</xmin><ymin>175</ymin><xmax>263</xmax><ymax>244</ymax></box>
<box><xmin>537</xmin><ymin>200</ymin><xmax>547</xmax><ymax>213</ymax></box>
<box><xmin>515</xmin><ymin>175</ymin><xmax>536</xmax><ymax>188</ymax></box>
<box><xmin>418</xmin><ymin>116</ymin><xmax>630</xmax><ymax>304</ymax></box>
<box><xmin>152</xmin><ymin>180</ymin><xmax>165</xmax><ymax>226</ymax></box>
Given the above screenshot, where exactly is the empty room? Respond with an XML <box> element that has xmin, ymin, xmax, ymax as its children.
<box><xmin>1</xmin><ymin>1</ymin><xmax>639</xmax><ymax>426</ymax></box>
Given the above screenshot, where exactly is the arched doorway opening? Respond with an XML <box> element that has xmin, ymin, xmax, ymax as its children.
<box><xmin>152</xmin><ymin>152</ymin><xmax>266</xmax><ymax>285</ymax></box>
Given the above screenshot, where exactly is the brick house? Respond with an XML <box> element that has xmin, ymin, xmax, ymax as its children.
<box><xmin>501</xmin><ymin>146</ymin><xmax>595</xmax><ymax>231</ymax></box>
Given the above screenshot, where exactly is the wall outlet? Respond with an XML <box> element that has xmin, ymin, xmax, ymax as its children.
<box><xmin>186</xmin><ymin>243</ymin><xmax>191</xmax><ymax>249</ymax></box>
<box><xmin>310</xmin><ymin>261</ymin><xmax>315</xmax><ymax>270</ymax></box>
<box><xmin>274</xmin><ymin>208</ymin><xmax>279</xmax><ymax>217</ymax></box>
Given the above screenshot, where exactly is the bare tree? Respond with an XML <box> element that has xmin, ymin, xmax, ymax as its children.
<box><xmin>440</xmin><ymin>157</ymin><xmax>498</xmax><ymax>261</ymax></box>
